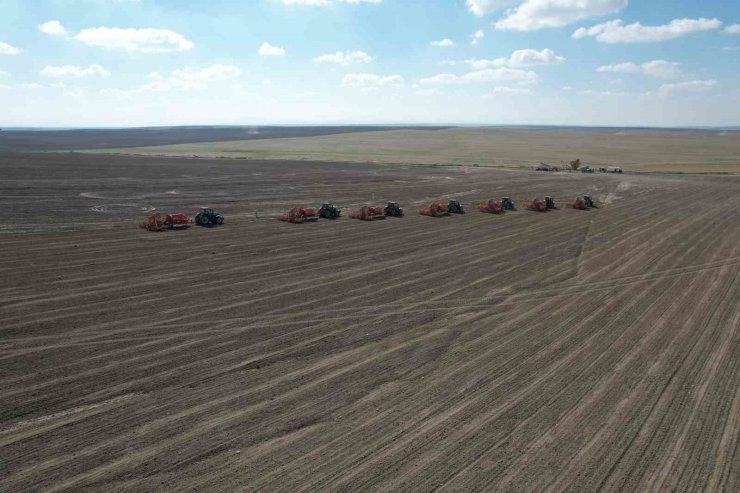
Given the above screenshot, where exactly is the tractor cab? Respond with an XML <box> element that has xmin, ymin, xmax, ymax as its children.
<box><xmin>195</xmin><ymin>207</ymin><xmax>225</xmax><ymax>226</ymax></box>
<box><xmin>545</xmin><ymin>196</ymin><xmax>556</xmax><ymax>209</ymax></box>
<box><xmin>584</xmin><ymin>195</ymin><xmax>595</xmax><ymax>208</ymax></box>
<box><xmin>384</xmin><ymin>202</ymin><xmax>404</xmax><ymax>217</ymax></box>
<box><xmin>502</xmin><ymin>197</ymin><xmax>515</xmax><ymax>211</ymax></box>
<box><xmin>447</xmin><ymin>200</ymin><xmax>465</xmax><ymax>214</ymax></box>
<box><xmin>318</xmin><ymin>203</ymin><xmax>341</xmax><ymax>219</ymax></box>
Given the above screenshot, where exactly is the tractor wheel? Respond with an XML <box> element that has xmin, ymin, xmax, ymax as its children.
<box><xmin>216</xmin><ymin>215</ymin><xmax>224</xmax><ymax>225</ymax></box>
<box><xmin>198</xmin><ymin>215</ymin><xmax>210</xmax><ymax>226</ymax></box>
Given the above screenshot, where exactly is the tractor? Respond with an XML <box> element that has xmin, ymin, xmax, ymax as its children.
<box><xmin>318</xmin><ymin>203</ymin><xmax>341</xmax><ymax>219</ymax></box>
<box><xmin>384</xmin><ymin>202</ymin><xmax>404</xmax><ymax>217</ymax></box>
<box><xmin>195</xmin><ymin>207</ymin><xmax>225</xmax><ymax>226</ymax></box>
<box><xmin>502</xmin><ymin>197</ymin><xmax>515</xmax><ymax>211</ymax></box>
<box><xmin>584</xmin><ymin>195</ymin><xmax>596</xmax><ymax>208</ymax></box>
<box><xmin>447</xmin><ymin>200</ymin><xmax>465</xmax><ymax>214</ymax></box>
<box><xmin>545</xmin><ymin>196</ymin><xmax>557</xmax><ymax>209</ymax></box>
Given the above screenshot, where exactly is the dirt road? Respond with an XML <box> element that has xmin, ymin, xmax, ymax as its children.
<box><xmin>1</xmin><ymin>155</ymin><xmax>738</xmax><ymax>491</ymax></box>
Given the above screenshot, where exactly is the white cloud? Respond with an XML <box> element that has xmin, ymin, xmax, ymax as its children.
<box><xmin>74</xmin><ymin>27</ymin><xmax>194</xmax><ymax>52</ymax></box>
<box><xmin>471</xmin><ymin>29</ymin><xmax>485</xmax><ymax>45</ymax></box>
<box><xmin>0</xmin><ymin>70</ymin><xmax>8</xmax><ymax>77</ymax></box>
<box><xmin>38</xmin><ymin>20</ymin><xmax>69</xmax><ymax>36</ymax></box>
<box><xmin>420</xmin><ymin>67</ymin><xmax>537</xmax><ymax>85</ymax></box>
<box><xmin>462</xmin><ymin>67</ymin><xmax>537</xmax><ymax>83</ymax></box>
<box><xmin>0</xmin><ymin>42</ymin><xmax>21</xmax><ymax>55</ymax></box>
<box><xmin>658</xmin><ymin>79</ymin><xmax>717</xmax><ymax>97</ymax></box>
<box><xmin>573</xmin><ymin>18</ymin><xmax>722</xmax><ymax>43</ymax></box>
<box><xmin>596</xmin><ymin>62</ymin><xmax>639</xmax><ymax>73</ymax></box>
<box><xmin>640</xmin><ymin>60</ymin><xmax>681</xmax><ymax>79</ymax></box>
<box><xmin>465</xmin><ymin>58</ymin><xmax>502</xmax><ymax>70</ymax></box>
<box><xmin>419</xmin><ymin>73</ymin><xmax>459</xmax><ymax>85</ymax></box>
<box><xmin>342</xmin><ymin>73</ymin><xmax>404</xmax><ymax>87</ymax></box>
<box><xmin>416</xmin><ymin>88</ymin><xmax>443</xmax><ymax>96</ymax></box>
<box><xmin>466</xmin><ymin>48</ymin><xmax>564</xmax><ymax>69</ymax></box>
<box><xmin>507</xmin><ymin>48</ymin><xmax>564</xmax><ymax>66</ymax></box>
<box><xmin>580</xmin><ymin>89</ymin><xmax>627</xmax><ymax>97</ymax></box>
<box><xmin>466</xmin><ymin>0</ymin><xmax>518</xmax><ymax>16</ymax></box>
<box><xmin>596</xmin><ymin>60</ymin><xmax>681</xmax><ymax>78</ymax></box>
<box><xmin>258</xmin><ymin>42</ymin><xmax>286</xmax><ymax>56</ymax></box>
<box><xmin>314</xmin><ymin>50</ymin><xmax>373</xmax><ymax>65</ymax></box>
<box><xmin>102</xmin><ymin>64</ymin><xmax>241</xmax><ymax>96</ymax></box>
<box><xmin>40</xmin><ymin>64</ymin><xmax>110</xmax><ymax>78</ymax></box>
<box><xmin>282</xmin><ymin>0</ymin><xmax>381</xmax><ymax>5</ymax></box>
<box><xmin>431</xmin><ymin>38</ymin><xmax>455</xmax><ymax>47</ymax></box>
<box><xmin>439</xmin><ymin>59</ymin><xmax>457</xmax><ymax>66</ymax></box>
<box><xmin>725</xmin><ymin>24</ymin><xmax>740</xmax><ymax>34</ymax></box>
<box><xmin>169</xmin><ymin>65</ymin><xmax>241</xmax><ymax>85</ymax></box>
<box><xmin>495</xmin><ymin>0</ymin><xmax>627</xmax><ymax>31</ymax></box>
<box><xmin>21</xmin><ymin>83</ymin><xmax>46</xmax><ymax>90</ymax></box>
<box><xmin>489</xmin><ymin>86</ymin><xmax>533</xmax><ymax>95</ymax></box>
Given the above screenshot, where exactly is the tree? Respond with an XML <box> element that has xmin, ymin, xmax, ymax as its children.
<box><xmin>569</xmin><ymin>158</ymin><xmax>581</xmax><ymax>171</ymax></box>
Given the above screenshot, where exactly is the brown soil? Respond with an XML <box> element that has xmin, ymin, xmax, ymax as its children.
<box><xmin>1</xmin><ymin>153</ymin><xmax>739</xmax><ymax>492</ymax></box>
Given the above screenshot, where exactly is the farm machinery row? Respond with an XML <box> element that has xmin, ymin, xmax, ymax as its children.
<box><xmin>140</xmin><ymin>207</ymin><xmax>225</xmax><ymax>232</ymax></box>
<box><xmin>279</xmin><ymin>195</ymin><xmax>598</xmax><ymax>224</ymax></box>
<box><xmin>141</xmin><ymin>195</ymin><xmax>598</xmax><ymax>231</ymax></box>
<box><xmin>280</xmin><ymin>202</ymin><xmax>404</xmax><ymax>223</ymax></box>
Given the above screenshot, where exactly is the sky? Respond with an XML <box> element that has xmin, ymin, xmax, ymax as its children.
<box><xmin>0</xmin><ymin>0</ymin><xmax>738</xmax><ymax>127</ymax></box>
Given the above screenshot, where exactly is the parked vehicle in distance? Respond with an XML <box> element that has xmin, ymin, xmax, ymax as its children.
<box><xmin>580</xmin><ymin>166</ymin><xmax>594</xmax><ymax>173</ymax></box>
<box><xmin>607</xmin><ymin>166</ymin><xmax>623</xmax><ymax>173</ymax></box>
<box><xmin>535</xmin><ymin>162</ymin><xmax>553</xmax><ymax>171</ymax></box>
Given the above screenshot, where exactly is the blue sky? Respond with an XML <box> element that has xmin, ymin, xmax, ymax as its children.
<box><xmin>0</xmin><ymin>0</ymin><xmax>738</xmax><ymax>127</ymax></box>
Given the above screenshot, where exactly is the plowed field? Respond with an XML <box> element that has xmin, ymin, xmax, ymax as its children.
<box><xmin>1</xmin><ymin>153</ymin><xmax>739</xmax><ymax>492</ymax></box>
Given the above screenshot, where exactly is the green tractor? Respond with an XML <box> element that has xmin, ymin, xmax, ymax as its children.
<box><xmin>545</xmin><ymin>196</ymin><xmax>557</xmax><ymax>209</ymax></box>
<box><xmin>195</xmin><ymin>207</ymin><xmax>225</xmax><ymax>227</ymax></box>
<box><xmin>502</xmin><ymin>197</ymin><xmax>515</xmax><ymax>211</ymax></box>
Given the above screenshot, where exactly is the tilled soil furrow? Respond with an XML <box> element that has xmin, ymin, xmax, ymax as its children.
<box><xmin>1</xmin><ymin>157</ymin><xmax>738</xmax><ymax>492</ymax></box>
